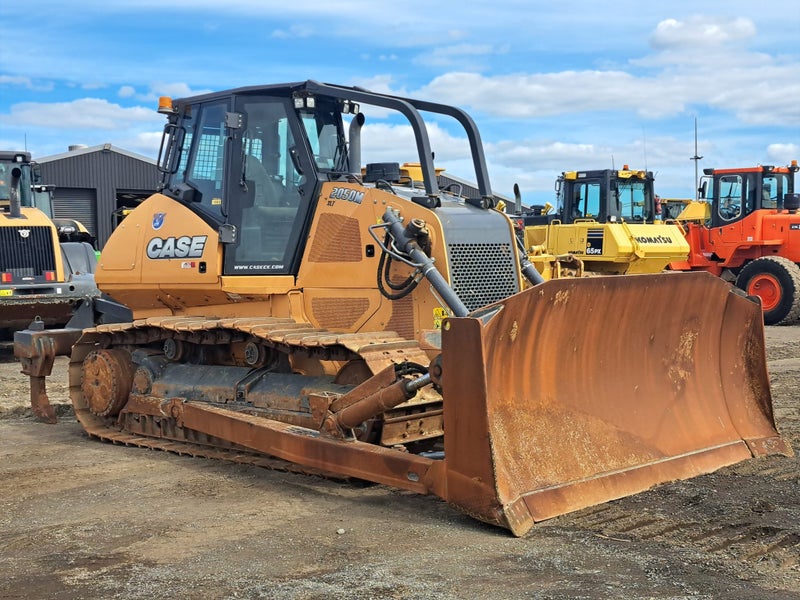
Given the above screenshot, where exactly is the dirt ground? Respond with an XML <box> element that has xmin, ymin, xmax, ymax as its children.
<box><xmin>0</xmin><ymin>327</ymin><xmax>798</xmax><ymax>600</ymax></box>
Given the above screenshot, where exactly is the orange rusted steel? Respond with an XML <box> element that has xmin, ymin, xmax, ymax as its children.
<box><xmin>29</xmin><ymin>376</ymin><xmax>57</xmax><ymax>424</ymax></box>
<box><xmin>14</xmin><ymin>323</ymin><xmax>84</xmax><ymax>423</ymax></box>
<box><xmin>169</xmin><ymin>400</ymin><xmax>447</xmax><ymax>496</ymax></box>
<box><xmin>438</xmin><ymin>271</ymin><xmax>791</xmax><ymax>535</ymax></box>
<box><xmin>325</xmin><ymin>366</ymin><xmax>415</xmax><ymax>434</ymax></box>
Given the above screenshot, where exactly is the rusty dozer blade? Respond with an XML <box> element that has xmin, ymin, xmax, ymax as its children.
<box><xmin>438</xmin><ymin>271</ymin><xmax>791</xmax><ymax>536</ymax></box>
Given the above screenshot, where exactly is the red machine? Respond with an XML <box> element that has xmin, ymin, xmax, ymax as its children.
<box><xmin>670</xmin><ymin>161</ymin><xmax>800</xmax><ymax>325</ymax></box>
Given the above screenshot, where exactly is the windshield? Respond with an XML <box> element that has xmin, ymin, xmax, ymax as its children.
<box><xmin>617</xmin><ymin>179</ymin><xmax>649</xmax><ymax>221</ymax></box>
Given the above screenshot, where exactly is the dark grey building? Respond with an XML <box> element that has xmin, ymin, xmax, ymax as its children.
<box><xmin>37</xmin><ymin>144</ymin><xmax>159</xmax><ymax>248</ymax></box>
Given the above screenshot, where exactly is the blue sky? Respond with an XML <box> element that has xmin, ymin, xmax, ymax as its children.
<box><xmin>1</xmin><ymin>0</ymin><xmax>798</xmax><ymax>201</ymax></box>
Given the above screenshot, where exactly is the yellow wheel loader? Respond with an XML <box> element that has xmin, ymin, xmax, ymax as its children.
<box><xmin>513</xmin><ymin>168</ymin><xmax>691</xmax><ymax>279</ymax></box>
<box><xmin>14</xmin><ymin>82</ymin><xmax>790</xmax><ymax>536</ymax></box>
<box><xmin>0</xmin><ymin>151</ymin><xmax>101</xmax><ymax>339</ymax></box>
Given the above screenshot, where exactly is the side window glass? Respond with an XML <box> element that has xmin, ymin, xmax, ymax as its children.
<box><xmin>185</xmin><ymin>102</ymin><xmax>227</xmax><ymax>218</ymax></box>
<box><xmin>299</xmin><ymin>102</ymin><xmax>347</xmax><ymax>174</ymax></box>
<box><xmin>762</xmin><ymin>175</ymin><xmax>779</xmax><ymax>209</ymax></box>
<box><xmin>571</xmin><ymin>185</ymin><xmax>584</xmax><ymax>219</ymax></box>
<box><xmin>176</xmin><ymin>118</ymin><xmax>194</xmax><ymax>180</ymax></box>
<box><xmin>717</xmin><ymin>175</ymin><xmax>742</xmax><ymax>221</ymax></box>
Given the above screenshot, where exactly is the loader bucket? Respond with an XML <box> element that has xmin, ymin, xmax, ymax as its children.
<box><xmin>439</xmin><ymin>271</ymin><xmax>790</xmax><ymax>536</ymax></box>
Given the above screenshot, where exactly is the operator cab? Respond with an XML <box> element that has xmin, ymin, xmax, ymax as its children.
<box><xmin>555</xmin><ymin>167</ymin><xmax>656</xmax><ymax>225</ymax></box>
<box><xmin>155</xmin><ymin>90</ymin><xmax>361</xmax><ymax>277</ymax></box>
<box><xmin>156</xmin><ymin>81</ymin><xmax>497</xmax><ymax>279</ymax></box>
<box><xmin>701</xmin><ymin>164</ymin><xmax>798</xmax><ymax>228</ymax></box>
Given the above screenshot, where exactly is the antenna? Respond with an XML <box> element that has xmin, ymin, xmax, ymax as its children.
<box><xmin>690</xmin><ymin>118</ymin><xmax>703</xmax><ymax>200</ymax></box>
<box><xmin>642</xmin><ymin>125</ymin><xmax>648</xmax><ymax>171</ymax></box>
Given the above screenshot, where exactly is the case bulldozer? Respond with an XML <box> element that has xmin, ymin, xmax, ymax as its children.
<box><xmin>513</xmin><ymin>167</ymin><xmax>690</xmax><ymax>279</ymax></box>
<box><xmin>0</xmin><ymin>150</ymin><xmax>100</xmax><ymax>339</ymax></box>
<box><xmin>14</xmin><ymin>82</ymin><xmax>790</xmax><ymax>536</ymax></box>
<box><xmin>668</xmin><ymin>162</ymin><xmax>800</xmax><ymax>325</ymax></box>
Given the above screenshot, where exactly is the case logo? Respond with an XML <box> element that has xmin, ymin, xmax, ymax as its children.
<box><xmin>146</xmin><ymin>235</ymin><xmax>207</xmax><ymax>259</ymax></box>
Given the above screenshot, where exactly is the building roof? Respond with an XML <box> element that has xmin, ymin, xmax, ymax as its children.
<box><xmin>37</xmin><ymin>143</ymin><xmax>156</xmax><ymax>165</ymax></box>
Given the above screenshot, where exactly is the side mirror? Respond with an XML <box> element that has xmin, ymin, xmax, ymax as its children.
<box><xmin>31</xmin><ymin>163</ymin><xmax>43</xmax><ymax>184</ymax></box>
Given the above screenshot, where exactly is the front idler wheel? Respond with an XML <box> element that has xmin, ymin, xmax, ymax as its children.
<box><xmin>81</xmin><ymin>349</ymin><xmax>135</xmax><ymax>417</ymax></box>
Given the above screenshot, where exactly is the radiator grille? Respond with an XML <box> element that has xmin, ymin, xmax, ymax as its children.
<box><xmin>447</xmin><ymin>242</ymin><xmax>518</xmax><ymax>312</ymax></box>
<box><xmin>0</xmin><ymin>226</ymin><xmax>57</xmax><ymax>280</ymax></box>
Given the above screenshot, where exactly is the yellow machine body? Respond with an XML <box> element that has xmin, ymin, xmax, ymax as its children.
<box><xmin>1</xmin><ymin>150</ymin><xmax>99</xmax><ymax>333</ymax></box>
<box><xmin>523</xmin><ymin>219</ymin><xmax>691</xmax><ymax>277</ymax></box>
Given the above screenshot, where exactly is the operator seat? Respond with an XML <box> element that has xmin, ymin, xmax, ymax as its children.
<box><xmin>246</xmin><ymin>154</ymin><xmax>284</xmax><ymax>206</ymax></box>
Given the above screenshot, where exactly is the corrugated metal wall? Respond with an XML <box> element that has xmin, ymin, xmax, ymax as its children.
<box><xmin>52</xmin><ymin>188</ymin><xmax>97</xmax><ymax>238</ymax></box>
<box><xmin>37</xmin><ymin>148</ymin><xmax>158</xmax><ymax>247</ymax></box>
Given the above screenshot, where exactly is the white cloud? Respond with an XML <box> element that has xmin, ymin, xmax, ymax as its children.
<box><xmin>136</xmin><ymin>82</ymin><xmax>215</xmax><ymax>103</ymax></box>
<box><xmin>650</xmin><ymin>16</ymin><xmax>756</xmax><ymax>49</ymax></box>
<box><xmin>0</xmin><ymin>75</ymin><xmax>54</xmax><ymax>92</ymax></box>
<box><xmin>115</xmin><ymin>130</ymin><xmax>164</xmax><ymax>157</ymax></box>
<box><xmin>766</xmin><ymin>143</ymin><xmax>800</xmax><ymax>164</ymax></box>
<box><xmin>417</xmin><ymin>43</ymin><xmax>505</xmax><ymax>68</ymax></box>
<box><xmin>413</xmin><ymin>36</ymin><xmax>800</xmax><ymax>126</ymax></box>
<box><xmin>357</xmin><ymin>121</ymin><xmax>474</xmax><ymax>168</ymax></box>
<box><xmin>271</xmin><ymin>24</ymin><xmax>314</xmax><ymax>39</ymax></box>
<box><xmin>417</xmin><ymin>71</ymin><xmax>688</xmax><ymax>119</ymax></box>
<box><xmin>0</xmin><ymin>98</ymin><xmax>159</xmax><ymax>130</ymax></box>
<box><xmin>0</xmin><ymin>75</ymin><xmax>33</xmax><ymax>86</ymax></box>
<box><xmin>118</xmin><ymin>85</ymin><xmax>136</xmax><ymax>98</ymax></box>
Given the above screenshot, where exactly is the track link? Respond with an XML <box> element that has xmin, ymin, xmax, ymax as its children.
<box><xmin>68</xmin><ymin>316</ymin><xmax>439</xmax><ymax>474</ymax></box>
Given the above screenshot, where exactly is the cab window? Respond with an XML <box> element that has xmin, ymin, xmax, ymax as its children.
<box><xmin>166</xmin><ymin>101</ymin><xmax>226</xmax><ymax>219</ymax></box>
<box><xmin>761</xmin><ymin>174</ymin><xmax>788</xmax><ymax>209</ymax></box>
<box><xmin>618</xmin><ymin>180</ymin><xmax>648</xmax><ymax>221</ymax></box>
<box><xmin>717</xmin><ymin>175</ymin><xmax>742</xmax><ymax>221</ymax></box>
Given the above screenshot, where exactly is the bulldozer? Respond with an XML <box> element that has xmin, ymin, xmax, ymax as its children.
<box><xmin>0</xmin><ymin>150</ymin><xmax>100</xmax><ymax>339</ymax></box>
<box><xmin>14</xmin><ymin>82</ymin><xmax>790</xmax><ymax>536</ymax></box>
<box><xmin>513</xmin><ymin>167</ymin><xmax>690</xmax><ymax>279</ymax></box>
<box><xmin>668</xmin><ymin>162</ymin><xmax>800</xmax><ymax>325</ymax></box>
